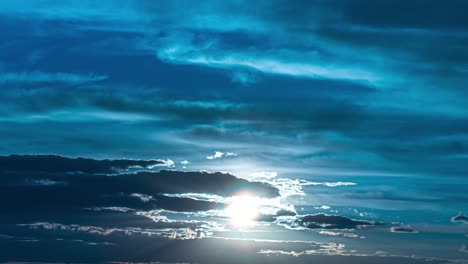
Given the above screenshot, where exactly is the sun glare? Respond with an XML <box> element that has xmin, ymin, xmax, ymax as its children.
<box><xmin>225</xmin><ymin>195</ymin><xmax>259</xmax><ymax>227</ymax></box>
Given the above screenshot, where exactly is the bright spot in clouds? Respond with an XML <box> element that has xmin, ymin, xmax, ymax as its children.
<box><xmin>225</xmin><ymin>195</ymin><xmax>259</xmax><ymax>227</ymax></box>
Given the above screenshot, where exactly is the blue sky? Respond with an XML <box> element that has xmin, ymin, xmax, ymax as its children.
<box><xmin>1</xmin><ymin>1</ymin><xmax>468</xmax><ymax>263</ymax></box>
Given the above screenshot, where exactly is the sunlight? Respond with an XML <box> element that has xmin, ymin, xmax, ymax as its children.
<box><xmin>225</xmin><ymin>195</ymin><xmax>259</xmax><ymax>227</ymax></box>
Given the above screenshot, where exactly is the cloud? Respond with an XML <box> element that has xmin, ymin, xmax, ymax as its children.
<box><xmin>206</xmin><ymin>151</ymin><xmax>224</xmax><ymax>160</ymax></box>
<box><xmin>155</xmin><ymin>159</ymin><xmax>175</xmax><ymax>168</ymax></box>
<box><xmin>319</xmin><ymin>231</ymin><xmax>362</xmax><ymax>238</ymax></box>
<box><xmin>264</xmin><ymin>178</ymin><xmax>357</xmax><ymax>198</ymax></box>
<box><xmin>0</xmin><ymin>71</ymin><xmax>108</xmax><ymax>85</ymax></box>
<box><xmin>459</xmin><ymin>244</ymin><xmax>468</xmax><ymax>254</ymax></box>
<box><xmin>1</xmin><ymin>60</ymin><xmax>468</xmax><ymax>178</ymax></box>
<box><xmin>1</xmin><ymin>229</ymin><xmax>450</xmax><ymax>263</ymax></box>
<box><xmin>0</xmin><ymin>153</ymin><xmax>284</xmax><ymax>256</ymax></box>
<box><xmin>2</xmin><ymin>0</ymin><xmax>468</xmax><ymax>113</ymax></box>
<box><xmin>302</xmin><ymin>181</ymin><xmax>357</xmax><ymax>187</ymax></box>
<box><xmin>206</xmin><ymin>151</ymin><xmax>237</xmax><ymax>160</ymax></box>
<box><xmin>0</xmin><ymin>2</ymin><xmax>466</xmax><ymax>263</ymax></box>
<box><xmin>451</xmin><ymin>212</ymin><xmax>468</xmax><ymax>224</ymax></box>
<box><xmin>390</xmin><ymin>225</ymin><xmax>418</xmax><ymax>234</ymax></box>
<box><xmin>249</xmin><ymin>171</ymin><xmax>278</xmax><ymax>179</ymax></box>
<box><xmin>258</xmin><ymin>242</ymin><xmax>346</xmax><ymax>257</ymax></box>
<box><xmin>129</xmin><ymin>193</ymin><xmax>154</xmax><ymax>202</ymax></box>
<box><xmin>85</xmin><ymin>207</ymin><xmax>135</xmax><ymax>213</ymax></box>
<box><xmin>0</xmin><ymin>154</ymin><xmax>279</xmax><ymax>215</ymax></box>
<box><xmin>0</xmin><ymin>154</ymin><xmax>164</xmax><ymax>174</ymax></box>
<box><xmin>257</xmin><ymin>208</ymin><xmax>298</xmax><ymax>222</ymax></box>
<box><xmin>156</xmin><ymin>41</ymin><xmax>379</xmax><ymax>85</ymax></box>
<box><xmin>17</xmin><ymin>220</ymin><xmax>210</xmax><ymax>240</ymax></box>
<box><xmin>279</xmin><ymin>213</ymin><xmax>375</xmax><ymax>230</ymax></box>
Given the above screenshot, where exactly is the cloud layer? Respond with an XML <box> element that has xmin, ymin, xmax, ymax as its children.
<box><xmin>0</xmin><ymin>0</ymin><xmax>467</xmax><ymax>179</ymax></box>
<box><xmin>1</xmin><ymin>1</ymin><xmax>467</xmax><ymax>262</ymax></box>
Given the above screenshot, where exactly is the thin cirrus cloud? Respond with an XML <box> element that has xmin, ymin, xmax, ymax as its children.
<box><xmin>155</xmin><ymin>42</ymin><xmax>380</xmax><ymax>85</ymax></box>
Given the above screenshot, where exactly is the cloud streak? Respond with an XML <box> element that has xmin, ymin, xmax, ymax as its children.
<box><xmin>0</xmin><ymin>71</ymin><xmax>107</xmax><ymax>85</ymax></box>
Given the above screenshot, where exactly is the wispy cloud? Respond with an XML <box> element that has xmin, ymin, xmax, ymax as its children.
<box><xmin>0</xmin><ymin>71</ymin><xmax>107</xmax><ymax>85</ymax></box>
<box><xmin>156</xmin><ymin>41</ymin><xmax>379</xmax><ymax>84</ymax></box>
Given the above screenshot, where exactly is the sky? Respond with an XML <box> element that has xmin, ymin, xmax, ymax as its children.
<box><xmin>0</xmin><ymin>1</ymin><xmax>468</xmax><ymax>263</ymax></box>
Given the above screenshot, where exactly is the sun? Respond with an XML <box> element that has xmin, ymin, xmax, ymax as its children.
<box><xmin>225</xmin><ymin>195</ymin><xmax>259</xmax><ymax>227</ymax></box>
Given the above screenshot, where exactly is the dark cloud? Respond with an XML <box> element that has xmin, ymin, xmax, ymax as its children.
<box><xmin>287</xmin><ymin>213</ymin><xmax>375</xmax><ymax>230</ymax></box>
<box><xmin>0</xmin><ymin>154</ymin><xmax>278</xmax><ymax>241</ymax></box>
<box><xmin>390</xmin><ymin>225</ymin><xmax>418</xmax><ymax>233</ymax></box>
<box><xmin>0</xmin><ymin>154</ymin><xmax>164</xmax><ymax>174</ymax></box>
<box><xmin>1</xmin><ymin>164</ymin><xmax>277</xmax><ymax>212</ymax></box>
<box><xmin>451</xmin><ymin>212</ymin><xmax>468</xmax><ymax>224</ymax></box>
<box><xmin>257</xmin><ymin>209</ymin><xmax>297</xmax><ymax>222</ymax></box>
<box><xmin>275</xmin><ymin>209</ymin><xmax>298</xmax><ymax>217</ymax></box>
<box><xmin>0</xmin><ymin>208</ymin><xmax>203</xmax><ymax>231</ymax></box>
<box><xmin>0</xmin><ymin>154</ymin><xmax>277</xmax><ymax>196</ymax></box>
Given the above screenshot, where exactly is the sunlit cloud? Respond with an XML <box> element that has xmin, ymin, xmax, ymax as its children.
<box><xmin>150</xmin><ymin>159</ymin><xmax>175</xmax><ymax>168</ymax></box>
<box><xmin>302</xmin><ymin>181</ymin><xmax>357</xmax><ymax>187</ymax></box>
<box><xmin>206</xmin><ymin>151</ymin><xmax>237</xmax><ymax>160</ymax></box>
<box><xmin>258</xmin><ymin>242</ymin><xmax>346</xmax><ymax>256</ymax></box>
<box><xmin>319</xmin><ymin>231</ymin><xmax>362</xmax><ymax>238</ymax></box>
